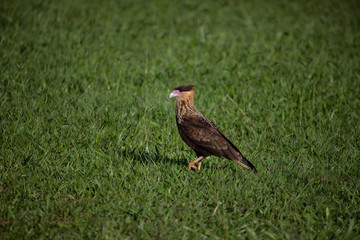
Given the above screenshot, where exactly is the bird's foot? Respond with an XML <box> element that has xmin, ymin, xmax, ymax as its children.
<box><xmin>188</xmin><ymin>163</ymin><xmax>198</xmax><ymax>171</ymax></box>
<box><xmin>187</xmin><ymin>157</ymin><xmax>203</xmax><ymax>171</ymax></box>
<box><xmin>188</xmin><ymin>161</ymin><xmax>202</xmax><ymax>171</ymax></box>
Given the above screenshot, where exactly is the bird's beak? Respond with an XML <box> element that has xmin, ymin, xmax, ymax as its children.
<box><xmin>169</xmin><ymin>90</ymin><xmax>181</xmax><ymax>98</ymax></box>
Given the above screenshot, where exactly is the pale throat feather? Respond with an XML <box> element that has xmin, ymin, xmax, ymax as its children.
<box><xmin>176</xmin><ymin>97</ymin><xmax>195</xmax><ymax>122</ymax></box>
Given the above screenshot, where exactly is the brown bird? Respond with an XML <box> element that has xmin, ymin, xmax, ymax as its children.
<box><xmin>169</xmin><ymin>84</ymin><xmax>257</xmax><ymax>173</ymax></box>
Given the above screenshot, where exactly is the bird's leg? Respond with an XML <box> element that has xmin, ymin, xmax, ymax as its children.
<box><xmin>188</xmin><ymin>156</ymin><xmax>204</xmax><ymax>171</ymax></box>
<box><xmin>198</xmin><ymin>160</ymin><xmax>202</xmax><ymax>171</ymax></box>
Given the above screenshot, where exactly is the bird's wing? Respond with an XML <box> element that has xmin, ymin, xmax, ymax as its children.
<box><xmin>178</xmin><ymin>114</ymin><xmax>241</xmax><ymax>159</ymax></box>
<box><xmin>178</xmin><ymin>112</ymin><xmax>257</xmax><ymax>173</ymax></box>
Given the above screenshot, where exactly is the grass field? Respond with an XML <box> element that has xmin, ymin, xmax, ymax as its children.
<box><xmin>1</xmin><ymin>0</ymin><xmax>360</xmax><ymax>239</ymax></box>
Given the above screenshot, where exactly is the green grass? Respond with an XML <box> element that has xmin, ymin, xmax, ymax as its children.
<box><xmin>1</xmin><ymin>0</ymin><xmax>360</xmax><ymax>239</ymax></box>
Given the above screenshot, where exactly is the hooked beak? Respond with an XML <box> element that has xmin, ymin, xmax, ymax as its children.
<box><xmin>169</xmin><ymin>90</ymin><xmax>181</xmax><ymax>98</ymax></box>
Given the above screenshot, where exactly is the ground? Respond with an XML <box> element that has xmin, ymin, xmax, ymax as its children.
<box><xmin>1</xmin><ymin>0</ymin><xmax>359</xmax><ymax>239</ymax></box>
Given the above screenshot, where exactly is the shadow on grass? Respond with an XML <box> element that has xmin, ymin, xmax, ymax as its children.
<box><xmin>117</xmin><ymin>147</ymin><xmax>258</xmax><ymax>172</ymax></box>
<box><xmin>118</xmin><ymin>147</ymin><xmax>189</xmax><ymax>168</ymax></box>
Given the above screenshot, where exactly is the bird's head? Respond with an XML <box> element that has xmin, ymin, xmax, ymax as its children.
<box><xmin>169</xmin><ymin>85</ymin><xmax>195</xmax><ymax>100</ymax></box>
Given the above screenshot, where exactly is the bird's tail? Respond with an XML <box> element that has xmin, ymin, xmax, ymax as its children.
<box><xmin>217</xmin><ymin>130</ymin><xmax>258</xmax><ymax>174</ymax></box>
<box><xmin>235</xmin><ymin>155</ymin><xmax>258</xmax><ymax>174</ymax></box>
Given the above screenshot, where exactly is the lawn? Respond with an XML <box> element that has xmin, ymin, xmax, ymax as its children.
<box><xmin>1</xmin><ymin>0</ymin><xmax>359</xmax><ymax>239</ymax></box>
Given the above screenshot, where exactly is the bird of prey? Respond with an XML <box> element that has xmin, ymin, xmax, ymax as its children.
<box><xmin>169</xmin><ymin>84</ymin><xmax>257</xmax><ymax>173</ymax></box>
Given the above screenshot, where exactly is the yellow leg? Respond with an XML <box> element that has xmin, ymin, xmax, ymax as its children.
<box><xmin>198</xmin><ymin>160</ymin><xmax>202</xmax><ymax>171</ymax></box>
<box><xmin>188</xmin><ymin>156</ymin><xmax>204</xmax><ymax>171</ymax></box>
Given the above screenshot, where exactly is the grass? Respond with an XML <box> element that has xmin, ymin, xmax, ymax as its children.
<box><xmin>1</xmin><ymin>0</ymin><xmax>360</xmax><ymax>239</ymax></box>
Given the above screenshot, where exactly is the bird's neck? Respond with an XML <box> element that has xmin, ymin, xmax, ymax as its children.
<box><xmin>176</xmin><ymin>95</ymin><xmax>195</xmax><ymax>118</ymax></box>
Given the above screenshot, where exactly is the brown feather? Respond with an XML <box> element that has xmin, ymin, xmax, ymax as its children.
<box><xmin>173</xmin><ymin>85</ymin><xmax>257</xmax><ymax>173</ymax></box>
<box><xmin>174</xmin><ymin>85</ymin><xmax>195</xmax><ymax>92</ymax></box>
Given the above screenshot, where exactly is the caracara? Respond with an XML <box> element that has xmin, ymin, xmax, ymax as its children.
<box><xmin>169</xmin><ymin>84</ymin><xmax>257</xmax><ymax>174</ymax></box>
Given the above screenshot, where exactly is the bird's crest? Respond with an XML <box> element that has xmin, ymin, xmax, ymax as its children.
<box><xmin>174</xmin><ymin>85</ymin><xmax>195</xmax><ymax>92</ymax></box>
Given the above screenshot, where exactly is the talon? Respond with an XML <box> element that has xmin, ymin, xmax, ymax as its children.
<box><xmin>188</xmin><ymin>156</ymin><xmax>204</xmax><ymax>171</ymax></box>
<box><xmin>188</xmin><ymin>163</ymin><xmax>201</xmax><ymax>171</ymax></box>
<box><xmin>188</xmin><ymin>163</ymin><xmax>198</xmax><ymax>170</ymax></box>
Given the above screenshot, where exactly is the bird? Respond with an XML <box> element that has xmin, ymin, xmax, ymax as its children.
<box><xmin>169</xmin><ymin>84</ymin><xmax>257</xmax><ymax>174</ymax></box>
